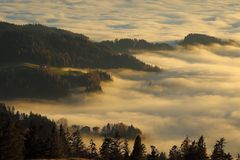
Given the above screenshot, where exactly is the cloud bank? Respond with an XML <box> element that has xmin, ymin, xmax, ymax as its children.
<box><xmin>5</xmin><ymin>44</ymin><xmax>240</xmax><ymax>154</ymax></box>
<box><xmin>2</xmin><ymin>0</ymin><xmax>240</xmax><ymax>155</ymax></box>
<box><xmin>1</xmin><ymin>0</ymin><xmax>240</xmax><ymax>41</ymax></box>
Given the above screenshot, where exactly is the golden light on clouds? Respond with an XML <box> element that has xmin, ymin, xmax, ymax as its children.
<box><xmin>2</xmin><ymin>0</ymin><xmax>240</xmax><ymax>155</ymax></box>
<box><xmin>1</xmin><ymin>0</ymin><xmax>240</xmax><ymax>41</ymax></box>
<box><xmin>6</xmin><ymin>45</ymin><xmax>240</xmax><ymax>153</ymax></box>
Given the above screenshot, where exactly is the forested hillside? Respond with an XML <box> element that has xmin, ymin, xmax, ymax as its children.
<box><xmin>0</xmin><ymin>103</ymin><xmax>237</xmax><ymax>160</ymax></box>
<box><xmin>0</xmin><ymin>63</ymin><xmax>111</xmax><ymax>99</ymax></box>
<box><xmin>179</xmin><ymin>33</ymin><xmax>234</xmax><ymax>46</ymax></box>
<box><xmin>0</xmin><ymin>22</ymin><xmax>160</xmax><ymax>72</ymax></box>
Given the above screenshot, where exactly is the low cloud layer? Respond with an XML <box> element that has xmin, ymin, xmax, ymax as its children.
<box><xmin>5</xmin><ymin>44</ymin><xmax>240</xmax><ymax>154</ymax></box>
<box><xmin>1</xmin><ymin>0</ymin><xmax>240</xmax><ymax>41</ymax></box>
<box><xmin>2</xmin><ymin>0</ymin><xmax>240</xmax><ymax>154</ymax></box>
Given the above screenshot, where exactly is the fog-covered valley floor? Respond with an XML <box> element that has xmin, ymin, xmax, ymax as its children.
<box><xmin>5</xmin><ymin>44</ymin><xmax>240</xmax><ymax>154</ymax></box>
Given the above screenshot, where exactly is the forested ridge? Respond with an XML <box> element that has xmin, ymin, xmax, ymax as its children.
<box><xmin>0</xmin><ymin>22</ymin><xmax>160</xmax><ymax>72</ymax></box>
<box><xmin>99</xmin><ymin>39</ymin><xmax>174</xmax><ymax>53</ymax></box>
<box><xmin>0</xmin><ymin>63</ymin><xmax>111</xmax><ymax>99</ymax></box>
<box><xmin>98</xmin><ymin>33</ymin><xmax>237</xmax><ymax>56</ymax></box>
<box><xmin>0</xmin><ymin>21</ymin><xmax>161</xmax><ymax>99</ymax></box>
<box><xmin>0</xmin><ymin>103</ymin><xmax>238</xmax><ymax>160</ymax></box>
<box><xmin>179</xmin><ymin>33</ymin><xmax>236</xmax><ymax>46</ymax></box>
<box><xmin>0</xmin><ymin>22</ymin><xmax>235</xmax><ymax>100</ymax></box>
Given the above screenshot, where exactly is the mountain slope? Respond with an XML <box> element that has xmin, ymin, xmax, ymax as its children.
<box><xmin>179</xmin><ymin>33</ymin><xmax>234</xmax><ymax>46</ymax></box>
<box><xmin>0</xmin><ymin>22</ymin><xmax>160</xmax><ymax>72</ymax></box>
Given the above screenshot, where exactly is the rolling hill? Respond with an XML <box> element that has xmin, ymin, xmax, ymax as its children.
<box><xmin>0</xmin><ymin>63</ymin><xmax>111</xmax><ymax>99</ymax></box>
<box><xmin>179</xmin><ymin>33</ymin><xmax>235</xmax><ymax>46</ymax></box>
<box><xmin>0</xmin><ymin>22</ymin><xmax>160</xmax><ymax>72</ymax></box>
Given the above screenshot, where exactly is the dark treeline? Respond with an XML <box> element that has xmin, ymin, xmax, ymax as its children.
<box><xmin>99</xmin><ymin>39</ymin><xmax>174</xmax><ymax>53</ymax></box>
<box><xmin>0</xmin><ymin>103</ymin><xmax>239</xmax><ymax>160</ymax></box>
<box><xmin>179</xmin><ymin>33</ymin><xmax>232</xmax><ymax>46</ymax></box>
<box><xmin>99</xmin><ymin>34</ymin><xmax>236</xmax><ymax>54</ymax></box>
<box><xmin>0</xmin><ymin>64</ymin><xmax>111</xmax><ymax>99</ymax></box>
<box><xmin>0</xmin><ymin>22</ymin><xmax>160</xmax><ymax>72</ymax></box>
<box><xmin>101</xmin><ymin>123</ymin><xmax>142</xmax><ymax>139</ymax></box>
<box><xmin>67</xmin><ymin>122</ymin><xmax>142</xmax><ymax>139</ymax></box>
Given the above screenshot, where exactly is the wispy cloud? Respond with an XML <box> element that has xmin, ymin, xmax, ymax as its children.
<box><xmin>108</xmin><ymin>23</ymin><xmax>136</xmax><ymax>30</ymax></box>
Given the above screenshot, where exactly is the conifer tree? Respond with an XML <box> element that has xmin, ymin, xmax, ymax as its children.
<box><xmin>186</xmin><ymin>140</ymin><xmax>198</xmax><ymax>160</ymax></box>
<box><xmin>224</xmin><ymin>153</ymin><xmax>233</xmax><ymax>160</ymax></box>
<box><xmin>147</xmin><ymin>145</ymin><xmax>159</xmax><ymax>160</ymax></box>
<box><xmin>24</xmin><ymin>123</ymin><xmax>46</xmax><ymax>159</ymax></box>
<box><xmin>180</xmin><ymin>136</ymin><xmax>191</xmax><ymax>159</ymax></box>
<box><xmin>88</xmin><ymin>139</ymin><xmax>98</xmax><ymax>159</ymax></box>
<box><xmin>123</xmin><ymin>138</ymin><xmax>130</xmax><ymax>160</ymax></box>
<box><xmin>71</xmin><ymin>129</ymin><xmax>86</xmax><ymax>157</ymax></box>
<box><xmin>100</xmin><ymin>136</ymin><xmax>113</xmax><ymax>160</ymax></box>
<box><xmin>59</xmin><ymin>124</ymin><xmax>70</xmax><ymax>157</ymax></box>
<box><xmin>0</xmin><ymin>118</ymin><xmax>24</xmax><ymax>160</ymax></box>
<box><xmin>169</xmin><ymin>145</ymin><xmax>181</xmax><ymax>160</ymax></box>
<box><xmin>159</xmin><ymin>152</ymin><xmax>167</xmax><ymax>160</ymax></box>
<box><xmin>196</xmin><ymin>136</ymin><xmax>208</xmax><ymax>160</ymax></box>
<box><xmin>45</xmin><ymin>124</ymin><xmax>61</xmax><ymax>158</ymax></box>
<box><xmin>211</xmin><ymin>138</ymin><xmax>233</xmax><ymax>160</ymax></box>
<box><xmin>111</xmin><ymin>133</ymin><xmax>123</xmax><ymax>160</ymax></box>
<box><xmin>65</xmin><ymin>128</ymin><xmax>73</xmax><ymax>153</ymax></box>
<box><xmin>130</xmin><ymin>135</ymin><xmax>146</xmax><ymax>160</ymax></box>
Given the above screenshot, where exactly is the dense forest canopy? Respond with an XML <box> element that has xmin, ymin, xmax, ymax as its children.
<box><xmin>65</xmin><ymin>122</ymin><xmax>142</xmax><ymax>140</ymax></box>
<box><xmin>0</xmin><ymin>63</ymin><xmax>111</xmax><ymax>99</ymax></box>
<box><xmin>99</xmin><ymin>38</ymin><xmax>174</xmax><ymax>53</ymax></box>
<box><xmin>179</xmin><ymin>33</ymin><xmax>235</xmax><ymax>46</ymax></box>
<box><xmin>0</xmin><ymin>22</ymin><xmax>160</xmax><ymax>72</ymax></box>
<box><xmin>99</xmin><ymin>33</ymin><xmax>236</xmax><ymax>54</ymax></box>
<box><xmin>0</xmin><ymin>103</ymin><xmax>238</xmax><ymax>160</ymax></box>
<box><xmin>0</xmin><ymin>22</ymin><xmax>236</xmax><ymax>73</ymax></box>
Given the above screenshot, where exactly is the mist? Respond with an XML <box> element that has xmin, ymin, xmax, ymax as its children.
<box><xmin>1</xmin><ymin>0</ymin><xmax>240</xmax><ymax>41</ymax></box>
<box><xmin>3</xmin><ymin>44</ymin><xmax>240</xmax><ymax>154</ymax></box>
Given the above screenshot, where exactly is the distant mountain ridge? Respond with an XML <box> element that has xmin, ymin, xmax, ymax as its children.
<box><xmin>179</xmin><ymin>33</ymin><xmax>236</xmax><ymax>46</ymax></box>
<box><xmin>0</xmin><ymin>22</ymin><xmax>160</xmax><ymax>72</ymax></box>
<box><xmin>99</xmin><ymin>38</ymin><xmax>174</xmax><ymax>53</ymax></box>
<box><xmin>98</xmin><ymin>34</ymin><xmax>237</xmax><ymax>54</ymax></box>
<box><xmin>0</xmin><ymin>22</ymin><xmax>236</xmax><ymax>73</ymax></box>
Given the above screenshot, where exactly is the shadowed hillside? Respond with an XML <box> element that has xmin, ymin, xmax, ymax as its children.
<box><xmin>0</xmin><ymin>22</ymin><xmax>160</xmax><ymax>72</ymax></box>
<box><xmin>0</xmin><ymin>63</ymin><xmax>111</xmax><ymax>99</ymax></box>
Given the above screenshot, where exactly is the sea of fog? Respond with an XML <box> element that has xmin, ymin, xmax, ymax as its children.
<box><xmin>5</xmin><ymin>45</ymin><xmax>240</xmax><ymax>154</ymax></box>
<box><xmin>1</xmin><ymin>0</ymin><xmax>240</xmax><ymax>42</ymax></box>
